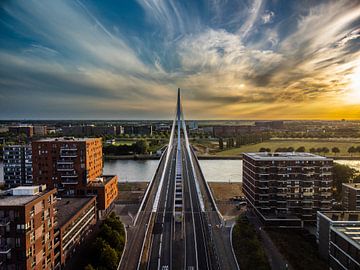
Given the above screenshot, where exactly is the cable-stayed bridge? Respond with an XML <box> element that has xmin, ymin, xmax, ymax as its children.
<box><xmin>119</xmin><ymin>89</ymin><xmax>239</xmax><ymax>270</ymax></box>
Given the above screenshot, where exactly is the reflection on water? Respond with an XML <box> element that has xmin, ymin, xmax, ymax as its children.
<box><xmin>0</xmin><ymin>159</ymin><xmax>359</xmax><ymax>183</ymax></box>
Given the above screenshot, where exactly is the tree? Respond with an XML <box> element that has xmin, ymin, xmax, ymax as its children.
<box><xmin>309</xmin><ymin>148</ymin><xmax>316</xmax><ymax>153</ymax></box>
<box><xmin>333</xmin><ymin>163</ymin><xmax>357</xmax><ymax>201</ymax></box>
<box><xmin>134</xmin><ymin>140</ymin><xmax>149</xmax><ymax>154</ymax></box>
<box><xmin>287</xmin><ymin>147</ymin><xmax>294</xmax><ymax>152</ymax></box>
<box><xmin>84</xmin><ymin>264</ymin><xmax>95</xmax><ymax>270</ymax></box>
<box><xmin>295</xmin><ymin>146</ymin><xmax>305</xmax><ymax>152</ymax></box>
<box><xmin>322</xmin><ymin>147</ymin><xmax>330</xmax><ymax>154</ymax></box>
<box><xmin>348</xmin><ymin>146</ymin><xmax>356</xmax><ymax>156</ymax></box>
<box><xmin>332</xmin><ymin>147</ymin><xmax>340</xmax><ymax>156</ymax></box>
<box><xmin>219</xmin><ymin>138</ymin><xmax>224</xmax><ymax>150</ymax></box>
<box><xmin>99</xmin><ymin>243</ymin><xmax>119</xmax><ymax>270</ymax></box>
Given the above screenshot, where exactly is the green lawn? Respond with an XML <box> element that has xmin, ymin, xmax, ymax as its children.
<box><xmin>216</xmin><ymin>139</ymin><xmax>360</xmax><ymax>157</ymax></box>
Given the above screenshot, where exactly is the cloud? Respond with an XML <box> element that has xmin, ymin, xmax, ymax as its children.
<box><xmin>0</xmin><ymin>0</ymin><xmax>360</xmax><ymax>119</ymax></box>
<box><xmin>261</xmin><ymin>10</ymin><xmax>274</xmax><ymax>24</ymax></box>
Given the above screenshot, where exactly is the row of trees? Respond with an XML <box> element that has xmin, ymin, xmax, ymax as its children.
<box><xmin>85</xmin><ymin>213</ymin><xmax>125</xmax><ymax>270</ymax></box>
<box><xmin>258</xmin><ymin>146</ymin><xmax>360</xmax><ymax>156</ymax></box>
<box><xmin>103</xmin><ymin>140</ymin><xmax>149</xmax><ymax>155</ymax></box>
<box><xmin>219</xmin><ymin>133</ymin><xmax>270</xmax><ymax>150</ymax></box>
<box><xmin>232</xmin><ymin>214</ymin><xmax>270</xmax><ymax>270</ymax></box>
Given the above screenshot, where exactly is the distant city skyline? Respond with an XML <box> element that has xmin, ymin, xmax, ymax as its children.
<box><xmin>0</xmin><ymin>0</ymin><xmax>359</xmax><ymax>120</ymax></box>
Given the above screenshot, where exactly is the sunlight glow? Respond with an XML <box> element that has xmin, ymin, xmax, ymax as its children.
<box><xmin>345</xmin><ymin>61</ymin><xmax>360</xmax><ymax>104</ymax></box>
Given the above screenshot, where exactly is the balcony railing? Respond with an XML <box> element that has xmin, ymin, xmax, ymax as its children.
<box><xmin>0</xmin><ymin>244</ymin><xmax>11</xmax><ymax>254</ymax></box>
<box><xmin>0</xmin><ymin>217</ymin><xmax>10</xmax><ymax>226</ymax></box>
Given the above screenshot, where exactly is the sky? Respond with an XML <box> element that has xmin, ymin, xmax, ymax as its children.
<box><xmin>0</xmin><ymin>0</ymin><xmax>360</xmax><ymax>120</ymax></box>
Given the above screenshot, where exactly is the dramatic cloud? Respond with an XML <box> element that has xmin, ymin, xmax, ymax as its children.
<box><xmin>0</xmin><ymin>0</ymin><xmax>359</xmax><ymax>119</ymax></box>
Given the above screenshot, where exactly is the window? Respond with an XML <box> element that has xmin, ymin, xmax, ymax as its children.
<box><xmin>15</xmin><ymin>238</ymin><xmax>21</xmax><ymax>247</ymax></box>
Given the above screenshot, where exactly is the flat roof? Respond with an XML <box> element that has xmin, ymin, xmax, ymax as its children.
<box><xmin>87</xmin><ymin>175</ymin><xmax>116</xmax><ymax>187</ymax></box>
<box><xmin>56</xmin><ymin>197</ymin><xmax>95</xmax><ymax>228</ymax></box>
<box><xmin>320</xmin><ymin>211</ymin><xmax>360</xmax><ymax>222</ymax></box>
<box><xmin>343</xmin><ymin>183</ymin><xmax>360</xmax><ymax>190</ymax></box>
<box><xmin>244</xmin><ymin>152</ymin><xmax>331</xmax><ymax>161</ymax></box>
<box><xmin>34</xmin><ymin>137</ymin><xmax>99</xmax><ymax>142</ymax></box>
<box><xmin>332</xmin><ymin>225</ymin><xmax>360</xmax><ymax>250</ymax></box>
<box><xmin>0</xmin><ymin>189</ymin><xmax>53</xmax><ymax>206</ymax></box>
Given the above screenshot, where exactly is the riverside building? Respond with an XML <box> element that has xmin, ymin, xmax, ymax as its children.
<box><xmin>243</xmin><ymin>152</ymin><xmax>333</xmax><ymax>227</ymax></box>
<box><xmin>3</xmin><ymin>145</ymin><xmax>33</xmax><ymax>187</ymax></box>
<box><xmin>32</xmin><ymin>137</ymin><xmax>118</xmax><ymax>217</ymax></box>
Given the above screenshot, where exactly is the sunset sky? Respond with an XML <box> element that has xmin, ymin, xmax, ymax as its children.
<box><xmin>0</xmin><ymin>0</ymin><xmax>359</xmax><ymax>120</ymax></box>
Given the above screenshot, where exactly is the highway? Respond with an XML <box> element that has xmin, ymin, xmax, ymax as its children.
<box><xmin>118</xmin><ymin>88</ymin><xmax>239</xmax><ymax>270</ymax></box>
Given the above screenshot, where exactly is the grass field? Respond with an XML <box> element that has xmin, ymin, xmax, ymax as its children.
<box><xmin>216</xmin><ymin>139</ymin><xmax>360</xmax><ymax>157</ymax></box>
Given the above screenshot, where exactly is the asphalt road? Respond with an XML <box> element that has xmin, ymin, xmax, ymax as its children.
<box><xmin>118</xmin><ymin>149</ymin><xmax>168</xmax><ymax>270</ymax></box>
<box><xmin>147</xmin><ymin>147</ymin><xmax>176</xmax><ymax>269</ymax></box>
<box><xmin>119</xmin><ymin>141</ymin><xmax>239</xmax><ymax>270</ymax></box>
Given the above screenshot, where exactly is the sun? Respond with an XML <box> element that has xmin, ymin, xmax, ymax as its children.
<box><xmin>345</xmin><ymin>62</ymin><xmax>360</xmax><ymax>103</ymax></box>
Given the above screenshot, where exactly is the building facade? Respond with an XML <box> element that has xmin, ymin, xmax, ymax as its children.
<box><xmin>342</xmin><ymin>183</ymin><xmax>360</xmax><ymax>211</ymax></box>
<box><xmin>54</xmin><ymin>196</ymin><xmax>97</xmax><ymax>269</ymax></box>
<box><xmin>3</xmin><ymin>145</ymin><xmax>33</xmax><ymax>187</ymax></box>
<box><xmin>32</xmin><ymin>138</ymin><xmax>118</xmax><ymax>216</ymax></box>
<box><xmin>0</xmin><ymin>186</ymin><xmax>57</xmax><ymax>270</ymax></box>
<box><xmin>317</xmin><ymin>211</ymin><xmax>360</xmax><ymax>270</ymax></box>
<box><xmin>32</xmin><ymin>138</ymin><xmax>103</xmax><ymax>195</ymax></box>
<box><xmin>243</xmin><ymin>152</ymin><xmax>333</xmax><ymax>227</ymax></box>
<box><xmin>8</xmin><ymin>126</ymin><xmax>34</xmax><ymax>138</ymax></box>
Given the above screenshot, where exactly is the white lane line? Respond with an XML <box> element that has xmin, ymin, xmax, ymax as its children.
<box><xmin>183</xmin><ymin>146</ymin><xmax>199</xmax><ymax>270</ymax></box>
<box><xmin>157</xmin><ymin>150</ymin><xmax>174</xmax><ymax>270</ymax></box>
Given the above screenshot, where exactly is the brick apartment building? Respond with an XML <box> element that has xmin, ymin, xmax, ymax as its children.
<box><xmin>342</xmin><ymin>183</ymin><xmax>360</xmax><ymax>211</ymax></box>
<box><xmin>32</xmin><ymin>137</ymin><xmax>118</xmax><ymax>216</ymax></box>
<box><xmin>243</xmin><ymin>152</ymin><xmax>333</xmax><ymax>227</ymax></box>
<box><xmin>54</xmin><ymin>196</ymin><xmax>97</xmax><ymax>268</ymax></box>
<box><xmin>32</xmin><ymin>138</ymin><xmax>103</xmax><ymax>194</ymax></box>
<box><xmin>3</xmin><ymin>145</ymin><xmax>33</xmax><ymax>187</ymax></box>
<box><xmin>317</xmin><ymin>211</ymin><xmax>360</xmax><ymax>270</ymax></box>
<box><xmin>0</xmin><ymin>186</ymin><xmax>57</xmax><ymax>269</ymax></box>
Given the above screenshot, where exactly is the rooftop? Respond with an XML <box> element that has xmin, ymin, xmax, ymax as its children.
<box><xmin>320</xmin><ymin>211</ymin><xmax>360</xmax><ymax>222</ymax></box>
<box><xmin>0</xmin><ymin>186</ymin><xmax>53</xmax><ymax>206</ymax></box>
<box><xmin>87</xmin><ymin>175</ymin><xmax>116</xmax><ymax>187</ymax></box>
<box><xmin>343</xmin><ymin>183</ymin><xmax>360</xmax><ymax>190</ymax></box>
<box><xmin>244</xmin><ymin>152</ymin><xmax>331</xmax><ymax>161</ymax></box>
<box><xmin>56</xmin><ymin>196</ymin><xmax>95</xmax><ymax>228</ymax></box>
<box><xmin>35</xmin><ymin>137</ymin><xmax>99</xmax><ymax>142</ymax></box>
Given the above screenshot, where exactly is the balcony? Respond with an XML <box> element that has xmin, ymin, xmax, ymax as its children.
<box><xmin>57</xmin><ymin>164</ymin><xmax>74</xmax><ymax>171</ymax></box>
<box><xmin>60</xmin><ymin>152</ymin><xmax>77</xmax><ymax>158</ymax></box>
<box><xmin>57</xmin><ymin>160</ymin><xmax>73</xmax><ymax>165</ymax></box>
<box><xmin>60</xmin><ymin>173</ymin><xmax>78</xmax><ymax>178</ymax></box>
<box><xmin>0</xmin><ymin>217</ymin><xmax>10</xmax><ymax>226</ymax></box>
<box><xmin>61</xmin><ymin>180</ymin><xmax>79</xmax><ymax>185</ymax></box>
<box><xmin>0</xmin><ymin>244</ymin><xmax>11</xmax><ymax>254</ymax></box>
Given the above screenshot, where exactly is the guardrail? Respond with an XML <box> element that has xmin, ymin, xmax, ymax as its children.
<box><xmin>133</xmin><ymin>148</ymin><xmax>167</xmax><ymax>225</ymax></box>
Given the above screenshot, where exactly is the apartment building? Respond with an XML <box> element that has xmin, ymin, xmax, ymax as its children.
<box><xmin>0</xmin><ymin>186</ymin><xmax>57</xmax><ymax>270</ymax></box>
<box><xmin>8</xmin><ymin>126</ymin><xmax>34</xmax><ymax>138</ymax></box>
<box><xmin>243</xmin><ymin>152</ymin><xmax>333</xmax><ymax>227</ymax></box>
<box><xmin>32</xmin><ymin>138</ymin><xmax>118</xmax><ymax>216</ymax></box>
<box><xmin>342</xmin><ymin>183</ymin><xmax>360</xmax><ymax>211</ymax></box>
<box><xmin>54</xmin><ymin>196</ymin><xmax>97</xmax><ymax>269</ymax></box>
<box><xmin>32</xmin><ymin>138</ymin><xmax>103</xmax><ymax>194</ymax></box>
<box><xmin>317</xmin><ymin>211</ymin><xmax>360</xmax><ymax>270</ymax></box>
<box><xmin>3</xmin><ymin>145</ymin><xmax>33</xmax><ymax>187</ymax></box>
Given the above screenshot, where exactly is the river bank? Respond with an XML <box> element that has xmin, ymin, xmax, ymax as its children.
<box><xmin>104</xmin><ymin>153</ymin><xmax>360</xmax><ymax>161</ymax></box>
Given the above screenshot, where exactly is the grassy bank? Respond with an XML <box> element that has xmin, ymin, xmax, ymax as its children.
<box><xmin>216</xmin><ymin>139</ymin><xmax>360</xmax><ymax>157</ymax></box>
<box><xmin>265</xmin><ymin>228</ymin><xmax>328</xmax><ymax>270</ymax></box>
<box><xmin>232</xmin><ymin>215</ymin><xmax>271</xmax><ymax>270</ymax></box>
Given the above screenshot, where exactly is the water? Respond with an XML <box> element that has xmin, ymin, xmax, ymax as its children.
<box><xmin>0</xmin><ymin>159</ymin><xmax>359</xmax><ymax>183</ymax></box>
